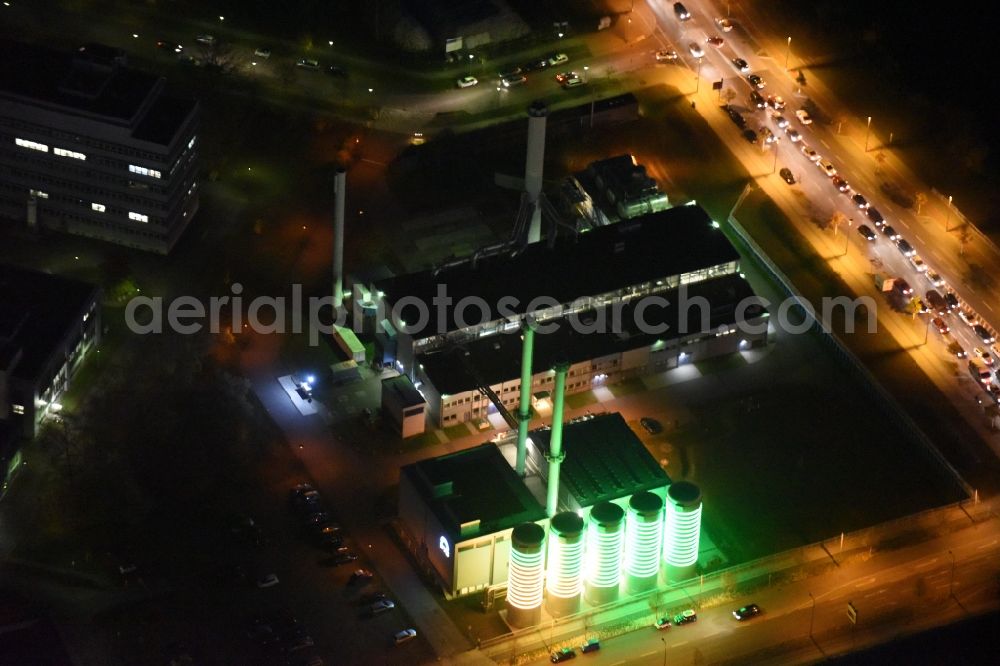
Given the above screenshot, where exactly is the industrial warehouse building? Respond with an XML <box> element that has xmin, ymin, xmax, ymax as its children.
<box><xmin>0</xmin><ymin>265</ymin><xmax>101</xmax><ymax>443</ymax></box>
<box><xmin>399</xmin><ymin>412</ymin><xmax>678</xmax><ymax>599</ymax></box>
<box><xmin>559</xmin><ymin>154</ymin><xmax>670</xmax><ymax>228</ymax></box>
<box><xmin>0</xmin><ymin>40</ymin><xmax>199</xmax><ymax>253</ymax></box>
<box><xmin>372</xmin><ymin>205</ymin><xmax>769</xmax><ymax>428</ymax></box>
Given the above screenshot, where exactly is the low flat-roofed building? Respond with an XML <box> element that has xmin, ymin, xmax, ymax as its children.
<box><xmin>381</xmin><ymin>374</ymin><xmax>427</xmax><ymax>439</ymax></box>
<box><xmin>398</xmin><ymin>413</ymin><xmax>671</xmax><ymax>598</ymax></box>
<box><xmin>0</xmin><ymin>40</ymin><xmax>199</xmax><ymax>253</ymax></box>
<box><xmin>0</xmin><ymin>264</ymin><xmax>100</xmax><ymax>440</ymax></box>
<box><xmin>416</xmin><ymin>273</ymin><xmax>767</xmax><ymax>427</ymax></box>
<box><xmin>568</xmin><ymin>154</ymin><xmax>669</xmax><ymax>225</ymax></box>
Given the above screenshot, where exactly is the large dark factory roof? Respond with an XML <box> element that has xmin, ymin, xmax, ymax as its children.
<box><xmin>417</xmin><ymin>272</ymin><xmax>763</xmax><ymax>395</ymax></box>
<box><xmin>529</xmin><ymin>412</ymin><xmax>670</xmax><ymax>508</ymax></box>
<box><xmin>374</xmin><ymin>206</ymin><xmax>740</xmax><ymax>337</ymax></box>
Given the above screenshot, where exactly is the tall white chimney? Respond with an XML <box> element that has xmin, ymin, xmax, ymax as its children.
<box><xmin>525</xmin><ymin>101</ymin><xmax>548</xmax><ymax>244</ymax></box>
<box><xmin>333</xmin><ymin>168</ymin><xmax>346</xmax><ymax>309</ymax></box>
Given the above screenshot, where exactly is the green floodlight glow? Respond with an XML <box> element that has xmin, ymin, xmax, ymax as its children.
<box><xmin>624</xmin><ymin>499</ymin><xmax>664</xmax><ymax>579</ymax></box>
<box><xmin>547</xmin><ymin>533</ymin><xmax>584</xmax><ymax>599</ymax></box>
<box><xmin>665</xmin><ymin>500</ymin><xmax>702</xmax><ymax>567</ymax></box>
<box><xmin>508</xmin><ymin>534</ymin><xmax>545</xmax><ymax>610</ymax></box>
<box><xmin>584</xmin><ymin>517</ymin><xmax>623</xmax><ymax>589</ymax></box>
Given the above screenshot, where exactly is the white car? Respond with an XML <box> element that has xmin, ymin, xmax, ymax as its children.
<box><xmin>296</xmin><ymin>59</ymin><xmax>320</xmax><ymax>70</ymax></box>
<box><xmin>394</xmin><ymin>628</ymin><xmax>417</xmax><ymax>645</ymax></box>
<box><xmin>195</xmin><ymin>34</ymin><xmax>216</xmax><ymax>46</ymax></box>
<box><xmin>959</xmin><ymin>309</ymin><xmax>979</xmax><ymax>327</ymax></box>
<box><xmin>926</xmin><ymin>270</ymin><xmax>945</xmax><ymax>288</ymax></box>
<box><xmin>547</xmin><ymin>53</ymin><xmax>568</xmax><ymax>66</ymax></box>
<box><xmin>909</xmin><ymin>255</ymin><xmax>927</xmax><ymax>272</ymax></box>
<box><xmin>562</xmin><ymin>75</ymin><xmax>584</xmax><ymax>88</ymax></box>
<box><xmin>369</xmin><ymin>599</ymin><xmax>395</xmax><ymax>615</ymax></box>
<box><xmin>688</xmin><ymin>42</ymin><xmax>705</xmax><ymax>58</ymax></box>
<box><xmin>801</xmin><ymin>146</ymin><xmax>821</xmax><ymax>161</ymax></box>
<box><xmin>795</xmin><ymin>109</ymin><xmax>813</xmax><ymax>125</ymax></box>
<box><xmin>456</xmin><ymin>75</ymin><xmax>478</xmax><ymax>88</ymax></box>
<box><xmin>975</xmin><ymin>347</ymin><xmax>995</xmax><ymax>366</ymax></box>
<box><xmin>256</xmin><ymin>573</ymin><xmax>280</xmax><ymax>588</ymax></box>
<box><xmin>655</xmin><ymin>49</ymin><xmax>679</xmax><ymax>62</ymax></box>
<box><xmin>253</xmin><ymin>47</ymin><xmax>271</xmax><ymax>59</ymax></box>
<box><xmin>817</xmin><ymin>159</ymin><xmax>837</xmax><ymax>177</ymax></box>
<box><xmin>786</xmin><ymin>128</ymin><xmax>802</xmax><ymax>142</ymax></box>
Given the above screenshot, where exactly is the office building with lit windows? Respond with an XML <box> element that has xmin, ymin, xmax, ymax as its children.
<box><xmin>0</xmin><ymin>264</ymin><xmax>101</xmax><ymax>442</ymax></box>
<box><xmin>0</xmin><ymin>40</ymin><xmax>199</xmax><ymax>253</ymax></box>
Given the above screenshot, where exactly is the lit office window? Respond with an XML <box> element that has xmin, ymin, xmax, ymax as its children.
<box><xmin>129</xmin><ymin>211</ymin><xmax>149</xmax><ymax>223</ymax></box>
<box><xmin>29</xmin><ymin>189</ymin><xmax>49</xmax><ymax>199</ymax></box>
<box><xmin>15</xmin><ymin>137</ymin><xmax>49</xmax><ymax>152</ymax></box>
<box><xmin>129</xmin><ymin>164</ymin><xmax>162</xmax><ymax>179</ymax></box>
<box><xmin>54</xmin><ymin>147</ymin><xmax>87</xmax><ymax>160</ymax></box>
<box><xmin>92</xmin><ymin>203</ymin><xmax>106</xmax><ymax>212</ymax></box>
<box><xmin>12</xmin><ymin>404</ymin><xmax>25</xmax><ymax>415</ymax></box>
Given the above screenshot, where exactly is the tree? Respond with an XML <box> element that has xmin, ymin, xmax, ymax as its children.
<box><xmin>915</xmin><ymin>191</ymin><xmax>928</xmax><ymax>215</ymax></box>
<box><xmin>829</xmin><ymin>210</ymin><xmax>848</xmax><ymax>234</ymax></box>
<box><xmin>721</xmin><ymin>87</ymin><xmax>736</xmax><ymax>105</ymax></box>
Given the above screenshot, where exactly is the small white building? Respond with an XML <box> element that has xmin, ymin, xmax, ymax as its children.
<box><xmin>381</xmin><ymin>375</ymin><xmax>426</xmax><ymax>439</ymax></box>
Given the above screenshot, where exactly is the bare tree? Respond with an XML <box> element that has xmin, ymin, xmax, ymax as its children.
<box><xmin>829</xmin><ymin>210</ymin><xmax>848</xmax><ymax>234</ymax></box>
<box><xmin>915</xmin><ymin>191</ymin><xmax>928</xmax><ymax>215</ymax></box>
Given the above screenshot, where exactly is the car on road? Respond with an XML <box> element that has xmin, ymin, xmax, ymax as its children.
<box><xmin>561</xmin><ymin>74</ymin><xmax>584</xmax><ymax>88</ymax></box>
<box><xmin>947</xmin><ymin>339</ymin><xmax>967</xmax><ymax>358</ymax></box>
<box><xmin>852</xmin><ymin>193</ymin><xmax>869</xmax><ymax>209</ymax></box>
<box><xmin>706</xmin><ymin>36</ymin><xmax>725</xmax><ymax>48</ymax></box>
<box><xmin>932</xmin><ymin>317</ymin><xmax>950</xmax><ymax>335</ymax></box>
<box><xmin>501</xmin><ymin>73</ymin><xmax>527</xmax><ymax>87</ymax></box>
<box><xmin>290</xmin><ymin>483</ymin><xmax>315</xmax><ymax>501</ymax></box>
<box><xmin>547</xmin><ymin>53</ymin><xmax>569</xmax><ymax>66</ymax></box>
<box><xmin>717</xmin><ymin>17</ymin><xmax>734</xmax><ymax>32</ymax></box>
<box><xmin>750</xmin><ymin>90</ymin><xmax>765</xmax><ymax>108</ymax></box>
<box><xmin>195</xmin><ymin>34</ymin><xmax>216</xmax><ymax>46</ymax></box>
<box><xmin>975</xmin><ymin>347</ymin><xmax>995</xmax><ymax>365</ymax></box>
<box><xmin>725</xmin><ymin>105</ymin><xmax>746</xmax><ymax>127</ymax></box>
<box><xmin>773</xmin><ymin>115</ymin><xmax>789</xmax><ymax>129</ymax></box>
<box><xmin>674</xmin><ymin>609</ymin><xmax>698</xmax><ymax>625</ymax></box>
<box><xmin>975</xmin><ymin>324</ymin><xmax>996</xmax><ymax>344</ymax></box>
<box><xmin>256</xmin><ymin>573</ymin><xmax>280</xmax><ymax>589</ymax></box>
<box><xmin>945</xmin><ymin>291</ymin><xmax>961</xmax><ymax>311</ymax></box>
<box><xmin>817</xmin><ymin>159</ymin><xmax>837</xmax><ymax>177</ymax></box>
<box><xmin>801</xmin><ymin>146</ymin><xmax>821</xmax><ymax>161</ymax></box>
<box><xmin>156</xmin><ymin>39</ymin><xmax>183</xmax><ymax>53</ymax></box>
<box><xmin>832</xmin><ymin>175</ymin><xmax>850</xmax><ymax>192</ymax></box>
<box><xmin>332</xmin><ymin>552</ymin><xmax>358</xmax><ymax>565</ymax></box>
<box><xmin>654</xmin><ymin>617</ymin><xmax>672</xmax><ymax>630</ymax></box>
<box><xmin>674</xmin><ymin>2</ymin><xmax>691</xmax><ymax>20</ymax></box>
<box><xmin>857</xmin><ymin>224</ymin><xmax>877</xmax><ymax>241</ymax></box>
<box><xmin>892</xmin><ymin>277</ymin><xmax>913</xmax><ymax>295</ymax></box>
<box><xmin>350</xmin><ymin>568</ymin><xmax>374</xmax><ymax>584</ymax></box>
<box><xmin>866</xmin><ymin>207</ymin><xmax>885</xmax><ymax>226</ymax></box>
<box><xmin>326</xmin><ymin>64</ymin><xmax>347</xmax><ymax>77</ymax></box>
<box><xmin>795</xmin><ymin>109</ymin><xmax>813</xmax><ymax>124</ymax></box>
<box><xmin>296</xmin><ymin>59</ymin><xmax>320</xmax><ymax>70</ymax></box>
<box><xmin>524</xmin><ymin>58</ymin><xmax>549</xmax><ymax>71</ymax></box>
<box><xmin>499</xmin><ymin>66</ymin><xmax>523</xmax><ymax>78</ymax></box>
<box><xmin>580</xmin><ymin>639</ymin><xmax>601</xmax><ymax>653</ymax></box>
<box><xmin>456</xmin><ymin>75</ymin><xmax>478</xmax><ymax>88</ymax></box>
<box><xmin>688</xmin><ymin>42</ymin><xmax>705</xmax><ymax>58</ymax></box>
<box><xmin>779</xmin><ymin>168</ymin><xmax>796</xmax><ymax>185</ymax></box>
<box><xmin>367</xmin><ymin>599</ymin><xmax>395</xmax><ymax>616</ymax></box>
<box><xmin>926</xmin><ymin>270</ymin><xmax>945</xmax><ymax>288</ymax></box>
<box><xmin>393</xmin><ymin>629</ymin><xmax>417</xmax><ymax>646</ymax></box>
<box><xmin>959</xmin><ymin>309</ymin><xmax>979</xmax><ymax>327</ymax></box>
<box><xmin>747</xmin><ymin>73</ymin><xmax>765</xmax><ymax>89</ymax></box>
<box><xmin>551</xmin><ymin>647</ymin><xmax>576</xmax><ymax>663</ymax></box>
<box><xmin>909</xmin><ymin>255</ymin><xmax>927</xmax><ymax>272</ymax></box>
<box><xmin>882</xmin><ymin>225</ymin><xmax>900</xmax><ymax>241</ymax></box>
<box><xmin>895</xmin><ymin>238</ymin><xmax>916</xmax><ymax>257</ymax></box>
<box><xmin>640</xmin><ymin>417</ymin><xmax>662</xmax><ymax>434</ymax></box>
<box><xmin>785</xmin><ymin>128</ymin><xmax>801</xmax><ymax>142</ymax></box>
<box><xmin>766</xmin><ymin>95</ymin><xmax>785</xmax><ymax>110</ymax></box>
<box><xmin>253</xmin><ymin>47</ymin><xmax>271</xmax><ymax>59</ymax></box>
<box><xmin>655</xmin><ymin>49</ymin><xmax>679</xmax><ymax>62</ymax></box>
<box><xmin>733</xmin><ymin>603</ymin><xmax>762</xmax><ymax>621</ymax></box>
<box><xmin>732</xmin><ymin>57</ymin><xmax>749</xmax><ymax>72</ymax></box>
<box><xmin>760</xmin><ymin>126</ymin><xmax>778</xmax><ymax>144</ymax></box>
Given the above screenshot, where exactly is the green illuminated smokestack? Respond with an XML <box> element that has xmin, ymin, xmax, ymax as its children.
<box><xmin>546</xmin><ymin>361</ymin><xmax>570</xmax><ymax>517</ymax></box>
<box><xmin>515</xmin><ymin>321</ymin><xmax>535</xmax><ymax>476</ymax></box>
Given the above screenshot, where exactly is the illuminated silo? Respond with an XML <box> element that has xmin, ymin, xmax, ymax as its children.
<box><xmin>664</xmin><ymin>481</ymin><xmax>702</xmax><ymax>575</ymax></box>
<box><xmin>624</xmin><ymin>491</ymin><xmax>664</xmax><ymax>594</ymax></box>
<box><xmin>546</xmin><ymin>512</ymin><xmax>584</xmax><ymax>617</ymax></box>
<box><xmin>507</xmin><ymin>522</ymin><xmax>546</xmax><ymax>627</ymax></box>
<box><xmin>584</xmin><ymin>501</ymin><xmax>625</xmax><ymax>606</ymax></box>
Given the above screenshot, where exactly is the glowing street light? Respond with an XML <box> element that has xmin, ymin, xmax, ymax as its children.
<box><xmin>328</xmin><ymin>40</ymin><xmax>334</xmax><ymax>46</ymax></box>
<box><xmin>784</xmin><ymin>36</ymin><xmax>791</xmax><ymax>70</ymax></box>
<box><xmin>218</xmin><ymin>15</ymin><xmax>225</xmax><ymax>22</ymax></box>
<box><xmin>864</xmin><ymin>115</ymin><xmax>872</xmax><ymax>152</ymax></box>
<box><xmin>132</xmin><ymin>33</ymin><xmax>139</xmax><ymax>39</ymax></box>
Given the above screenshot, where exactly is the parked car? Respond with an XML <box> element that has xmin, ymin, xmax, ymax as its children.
<box><xmin>580</xmin><ymin>639</ymin><xmax>601</xmax><ymax>653</ymax></box>
<box><xmin>501</xmin><ymin>73</ymin><xmax>527</xmax><ymax>87</ymax></box>
<box><xmin>367</xmin><ymin>599</ymin><xmax>395</xmax><ymax>616</ymax></box>
<box><xmin>932</xmin><ymin>317</ymin><xmax>950</xmax><ymax>335</ymax></box>
<box><xmin>779</xmin><ymin>168</ymin><xmax>796</xmax><ymax>185</ymax></box>
<box><xmin>456</xmin><ymin>75</ymin><xmax>478</xmax><ymax>88</ymax></box>
<box><xmin>253</xmin><ymin>47</ymin><xmax>271</xmax><ymax>59</ymax></box>
<box><xmin>350</xmin><ymin>568</ymin><xmax>374</xmax><ymax>584</ymax></box>
<box><xmin>742</xmin><ymin>128</ymin><xmax>758</xmax><ymax>144</ymax></box>
<box><xmin>655</xmin><ymin>49</ymin><xmax>679</xmax><ymax>62</ymax></box>
<box><xmin>795</xmin><ymin>109</ymin><xmax>813</xmax><ymax>124</ymax></box>
<box><xmin>974</xmin><ymin>324</ymin><xmax>995</xmax><ymax>344</ymax></box>
<box><xmin>256</xmin><ymin>573</ymin><xmax>280</xmax><ymax>589</ymax></box>
<box><xmin>856</xmin><ymin>224</ymin><xmax>876</xmax><ymax>241</ymax></box>
<box><xmin>195</xmin><ymin>34</ymin><xmax>216</xmax><ymax>46</ymax></box>
<box><xmin>945</xmin><ymin>291</ymin><xmax>960</xmax><ymax>311</ymax></box>
<box><xmin>393</xmin><ymin>629</ymin><xmax>417</xmax><ymax>646</ymax></box>
<box><xmin>674</xmin><ymin>609</ymin><xmax>698</xmax><ymax>625</ymax></box>
<box><xmin>547</xmin><ymin>53</ymin><xmax>569</xmax><ymax>66</ymax></box>
<box><xmin>296</xmin><ymin>58</ymin><xmax>320</xmax><ymax>70</ymax></box>
<box><xmin>852</xmin><ymin>193</ymin><xmax>869</xmax><ymax>209</ymax></box>
<box><xmin>551</xmin><ymin>647</ymin><xmax>576</xmax><ymax>663</ymax></box>
<box><xmin>654</xmin><ymin>617</ymin><xmax>672</xmax><ymax>630</ymax></box>
<box><xmin>640</xmin><ymin>417</ymin><xmax>662</xmax><ymax>434</ymax></box>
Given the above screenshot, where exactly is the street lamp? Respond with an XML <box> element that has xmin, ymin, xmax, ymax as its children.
<box><xmin>659</xmin><ymin>637</ymin><xmax>667</xmax><ymax>666</ymax></box>
<box><xmin>864</xmin><ymin>116</ymin><xmax>872</xmax><ymax>152</ymax></box>
<box><xmin>695</xmin><ymin>57</ymin><xmax>703</xmax><ymax>94</ymax></box>
<box><xmin>219</xmin><ymin>15</ymin><xmax>225</xmax><ymax>22</ymax></box>
<box><xmin>328</xmin><ymin>40</ymin><xmax>334</xmax><ymax>47</ymax></box>
<box><xmin>784</xmin><ymin>36</ymin><xmax>791</xmax><ymax>70</ymax></box>
<box><xmin>583</xmin><ymin>65</ymin><xmax>589</xmax><ymax>82</ymax></box>
<box><xmin>945</xmin><ymin>194</ymin><xmax>954</xmax><ymax>231</ymax></box>
<box><xmin>808</xmin><ymin>592</ymin><xmax>816</xmax><ymax>638</ymax></box>
<box><xmin>771</xmin><ymin>142</ymin><xmax>779</xmax><ymax>174</ymax></box>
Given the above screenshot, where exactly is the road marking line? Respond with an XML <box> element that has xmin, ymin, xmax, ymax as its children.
<box><xmin>915</xmin><ymin>558</ymin><xmax>938</xmax><ymax>569</ymax></box>
<box><xmin>978</xmin><ymin>539</ymin><xmax>998</xmax><ymax>549</ymax></box>
<box><xmin>641</xmin><ymin>652</ymin><xmax>655</xmax><ymax>659</ymax></box>
<box><xmin>674</xmin><ymin>641</ymin><xmax>689</xmax><ymax>647</ymax></box>
<box><xmin>985</xmin><ymin>303</ymin><xmax>996</xmax><ymax>313</ymax></box>
<box><xmin>915</xmin><ymin>234</ymin><xmax>925</xmax><ymax>243</ymax></box>
<box><xmin>821</xmin><ymin>139</ymin><xmax>830</xmax><ymax>149</ymax></box>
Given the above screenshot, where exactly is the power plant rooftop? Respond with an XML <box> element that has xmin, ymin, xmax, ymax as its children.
<box><xmin>527</xmin><ymin>412</ymin><xmax>670</xmax><ymax>509</ymax></box>
<box><xmin>417</xmin><ymin>272</ymin><xmax>763</xmax><ymax>395</ymax></box>
<box><xmin>374</xmin><ymin>205</ymin><xmax>740</xmax><ymax>337</ymax></box>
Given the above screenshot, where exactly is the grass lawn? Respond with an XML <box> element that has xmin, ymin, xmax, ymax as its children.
<box><xmin>694</xmin><ymin>353</ymin><xmax>747</xmax><ymax>376</ymax></box>
<box><xmin>444</xmin><ymin>422</ymin><xmax>473</xmax><ymax>440</ymax></box>
<box><xmin>608</xmin><ymin>378</ymin><xmax>646</xmax><ymax>398</ymax></box>
<box><xmin>565</xmin><ymin>390</ymin><xmax>598</xmax><ymax>410</ymax></box>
